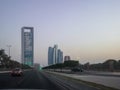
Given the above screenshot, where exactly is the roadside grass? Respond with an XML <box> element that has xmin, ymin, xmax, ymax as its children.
<box><xmin>46</xmin><ymin>71</ymin><xmax>119</xmax><ymax>90</ymax></box>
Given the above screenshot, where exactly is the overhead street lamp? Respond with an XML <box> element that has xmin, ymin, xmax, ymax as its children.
<box><xmin>7</xmin><ymin>45</ymin><xmax>12</xmax><ymax>57</ymax></box>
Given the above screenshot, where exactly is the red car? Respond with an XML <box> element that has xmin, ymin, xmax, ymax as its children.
<box><xmin>11</xmin><ymin>68</ymin><xmax>23</xmax><ymax>76</ymax></box>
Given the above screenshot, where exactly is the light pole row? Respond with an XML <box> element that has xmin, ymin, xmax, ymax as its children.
<box><xmin>7</xmin><ymin>45</ymin><xmax>12</xmax><ymax>57</ymax></box>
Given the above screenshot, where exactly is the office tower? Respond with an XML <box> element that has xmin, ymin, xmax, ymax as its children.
<box><xmin>57</xmin><ymin>49</ymin><xmax>63</xmax><ymax>63</ymax></box>
<box><xmin>53</xmin><ymin>44</ymin><xmax>58</xmax><ymax>64</ymax></box>
<box><xmin>48</xmin><ymin>44</ymin><xmax>63</xmax><ymax>65</ymax></box>
<box><xmin>64</xmin><ymin>56</ymin><xmax>71</xmax><ymax>61</ymax></box>
<box><xmin>48</xmin><ymin>47</ymin><xmax>54</xmax><ymax>65</ymax></box>
<box><xmin>57</xmin><ymin>49</ymin><xmax>61</xmax><ymax>63</ymax></box>
<box><xmin>21</xmin><ymin>27</ymin><xmax>34</xmax><ymax>67</ymax></box>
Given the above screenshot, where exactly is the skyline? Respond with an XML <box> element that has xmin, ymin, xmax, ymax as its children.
<box><xmin>0</xmin><ymin>0</ymin><xmax>120</xmax><ymax>66</ymax></box>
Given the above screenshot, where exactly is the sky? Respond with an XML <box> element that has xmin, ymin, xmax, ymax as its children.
<box><xmin>0</xmin><ymin>0</ymin><xmax>120</xmax><ymax>66</ymax></box>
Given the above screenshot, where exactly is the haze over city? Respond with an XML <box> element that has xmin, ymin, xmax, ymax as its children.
<box><xmin>0</xmin><ymin>0</ymin><xmax>120</xmax><ymax>66</ymax></box>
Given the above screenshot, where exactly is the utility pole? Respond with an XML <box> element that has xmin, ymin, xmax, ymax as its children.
<box><xmin>7</xmin><ymin>45</ymin><xmax>12</xmax><ymax>57</ymax></box>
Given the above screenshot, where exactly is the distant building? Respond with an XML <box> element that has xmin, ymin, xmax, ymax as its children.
<box><xmin>48</xmin><ymin>47</ymin><xmax>54</xmax><ymax>65</ymax></box>
<box><xmin>53</xmin><ymin>45</ymin><xmax>58</xmax><ymax>64</ymax></box>
<box><xmin>48</xmin><ymin>45</ymin><xmax>63</xmax><ymax>65</ymax></box>
<box><xmin>21</xmin><ymin>27</ymin><xmax>34</xmax><ymax>67</ymax></box>
<box><xmin>64</xmin><ymin>56</ymin><xmax>71</xmax><ymax>61</ymax></box>
<box><xmin>57</xmin><ymin>49</ymin><xmax>63</xmax><ymax>63</ymax></box>
<box><xmin>34</xmin><ymin>63</ymin><xmax>40</xmax><ymax>70</ymax></box>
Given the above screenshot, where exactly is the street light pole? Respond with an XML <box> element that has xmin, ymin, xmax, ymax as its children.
<box><xmin>7</xmin><ymin>45</ymin><xmax>12</xmax><ymax>57</ymax></box>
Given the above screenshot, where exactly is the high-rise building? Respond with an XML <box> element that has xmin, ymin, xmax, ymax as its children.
<box><xmin>48</xmin><ymin>45</ymin><xmax>63</xmax><ymax>65</ymax></box>
<box><xmin>64</xmin><ymin>56</ymin><xmax>71</xmax><ymax>61</ymax></box>
<box><xmin>48</xmin><ymin>47</ymin><xmax>54</xmax><ymax>65</ymax></box>
<box><xmin>21</xmin><ymin>27</ymin><xmax>34</xmax><ymax>67</ymax></box>
<box><xmin>60</xmin><ymin>51</ymin><xmax>63</xmax><ymax>63</ymax></box>
<box><xmin>57</xmin><ymin>49</ymin><xmax>63</xmax><ymax>63</ymax></box>
<box><xmin>53</xmin><ymin>44</ymin><xmax>58</xmax><ymax>64</ymax></box>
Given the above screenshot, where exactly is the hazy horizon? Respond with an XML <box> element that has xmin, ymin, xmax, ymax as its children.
<box><xmin>0</xmin><ymin>0</ymin><xmax>120</xmax><ymax>66</ymax></box>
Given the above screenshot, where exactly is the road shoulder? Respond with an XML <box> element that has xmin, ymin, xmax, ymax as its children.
<box><xmin>45</xmin><ymin>71</ymin><xmax>119</xmax><ymax>90</ymax></box>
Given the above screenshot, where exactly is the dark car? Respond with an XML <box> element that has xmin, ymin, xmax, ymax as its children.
<box><xmin>71</xmin><ymin>68</ymin><xmax>83</xmax><ymax>72</ymax></box>
<box><xmin>11</xmin><ymin>68</ymin><xmax>23</xmax><ymax>76</ymax></box>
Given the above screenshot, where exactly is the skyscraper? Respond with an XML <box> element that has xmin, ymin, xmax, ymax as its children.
<box><xmin>21</xmin><ymin>27</ymin><xmax>34</xmax><ymax>67</ymax></box>
<box><xmin>48</xmin><ymin>47</ymin><xmax>54</xmax><ymax>65</ymax></box>
<box><xmin>57</xmin><ymin>49</ymin><xmax>63</xmax><ymax>63</ymax></box>
<box><xmin>53</xmin><ymin>44</ymin><xmax>58</xmax><ymax>64</ymax></box>
<box><xmin>48</xmin><ymin>45</ymin><xmax>63</xmax><ymax>65</ymax></box>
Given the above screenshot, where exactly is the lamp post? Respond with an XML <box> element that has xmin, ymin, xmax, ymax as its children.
<box><xmin>7</xmin><ymin>45</ymin><xmax>12</xmax><ymax>57</ymax></box>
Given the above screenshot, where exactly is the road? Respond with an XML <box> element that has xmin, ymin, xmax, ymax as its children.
<box><xmin>56</xmin><ymin>72</ymin><xmax>120</xmax><ymax>89</ymax></box>
<box><xmin>0</xmin><ymin>70</ymin><xmax>99</xmax><ymax>90</ymax></box>
<box><xmin>49</xmin><ymin>70</ymin><xmax>120</xmax><ymax>90</ymax></box>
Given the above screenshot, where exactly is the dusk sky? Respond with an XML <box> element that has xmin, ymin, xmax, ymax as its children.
<box><xmin>0</xmin><ymin>0</ymin><xmax>120</xmax><ymax>66</ymax></box>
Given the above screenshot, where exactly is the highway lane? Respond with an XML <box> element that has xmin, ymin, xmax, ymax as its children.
<box><xmin>0</xmin><ymin>70</ymin><xmax>62</xmax><ymax>90</ymax></box>
<box><xmin>0</xmin><ymin>70</ymin><xmax>99</xmax><ymax>90</ymax></box>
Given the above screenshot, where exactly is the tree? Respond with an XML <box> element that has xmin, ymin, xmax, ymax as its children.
<box><xmin>83</xmin><ymin>62</ymin><xmax>90</xmax><ymax>70</ymax></box>
<box><xmin>0</xmin><ymin>49</ymin><xmax>22</xmax><ymax>69</ymax></box>
<box><xmin>64</xmin><ymin>60</ymin><xmax>79</xmax><ymax>69</ymax></box>
<box><xmin>103</xmin><ymin>59</ymin><xmax>116</xmax><ymax>71</ymax></box>
<box><xmin>0</xmin><ymin>49</ymin><xmax>10</xmax><ymax>68</ymax></box>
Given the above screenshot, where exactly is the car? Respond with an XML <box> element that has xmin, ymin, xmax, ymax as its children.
<box><xmin>11</xmin><ymin>68</ymin><xmax>23</xmax><ymax>76</ymax></box>
<box><xmin>71</xmin><ymin>68</ymin><xmax>83</xmax><ymax>72</ymax></box>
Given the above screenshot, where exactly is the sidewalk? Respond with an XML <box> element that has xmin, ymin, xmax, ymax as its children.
<box><xmin>48</xmin><ymin>71</ymin><xmax>120</xmax><ymax>90</ymax></box>
<box><xmin>84</xmin><ymin>70</ymin><xmax>120</xmax><ymax>77</ymax></box>
<box><xmin>0</xmin><ymin>71</ymin><xmax>10</xmax><ymax>73</ymax></box>
<box><xmin>0</xmin><ymin>69</ymin><xmax>32</xmax><ymax>73</ymax></box>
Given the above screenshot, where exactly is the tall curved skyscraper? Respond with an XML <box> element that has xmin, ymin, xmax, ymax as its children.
<box><xmin>48</xmin><ymin>47</ymin><xmax>54</xmax><ymax>65</ymax></box>
<box><xmin>48</xmin><ymin>44</ymin><xmax>63</xmax><ymax>65</ymax></box>
<box><xmin>53</xmin><ymin>44</ymin><xmax>58</xmax><ymax>64</ymax></box>
<box><xmin>21</xmin><ymin>27</ymin><xmax>34</xmax><ymax>67</ymax></box>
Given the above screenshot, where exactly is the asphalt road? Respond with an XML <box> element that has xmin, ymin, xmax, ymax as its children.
<box><xmin>0</xmin><ymin>70</ymin><xmax>99</xmax><ymax>90</ymax></box>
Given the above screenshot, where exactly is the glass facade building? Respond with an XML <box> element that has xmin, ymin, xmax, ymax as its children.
<box><xmin>57</xmin><ymin>49</ymin><xmax>63</xmax><ymax>63</ymax></box>
<box><xmin>53</xmin><ymin>45</ymin><xmax>58</xmax><ymax>64</ymax></box>
<box><xmin>48</xmin><ymin>45</ymin><xmax>63</xmax><ymax>65</ymax></box>
<box><xmin>48</xmin><ymin>47</ymin><xmax>54</xmax><ymax>65</ymax></box>
<box><xmin>21</xmin><ymin>27</ymin><xmax>34</xmax><ymax>67</ymax></box>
